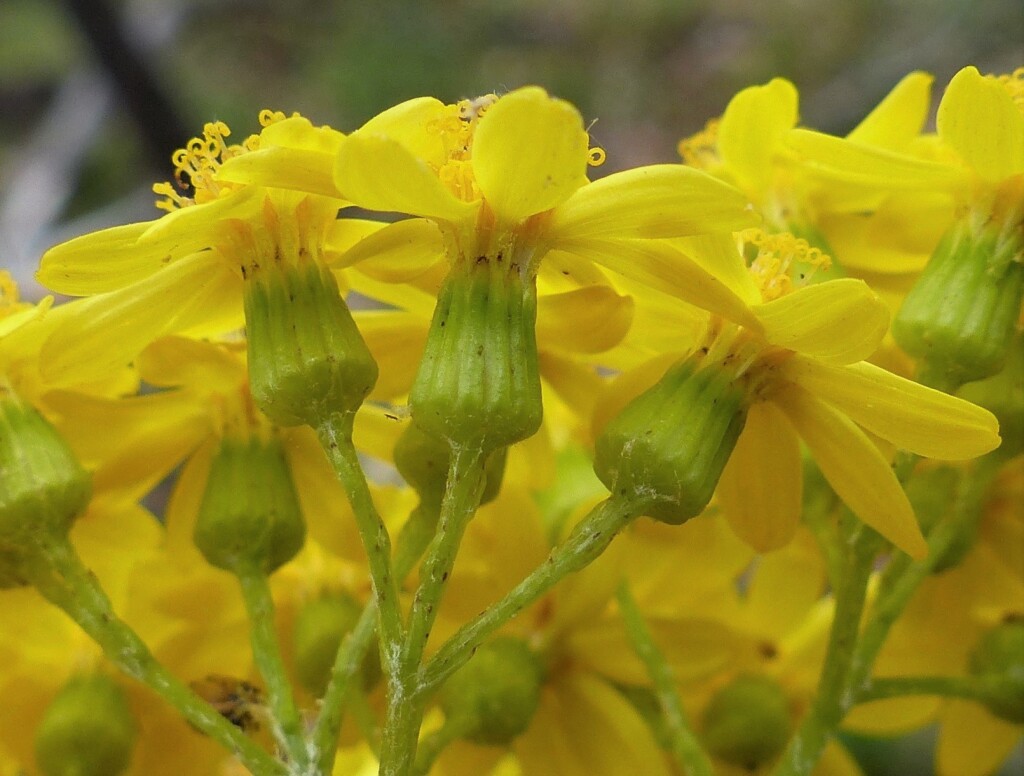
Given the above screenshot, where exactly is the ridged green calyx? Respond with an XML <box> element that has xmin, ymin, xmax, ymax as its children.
<box><xmin>410</xmin><ymin>255</ymin><xmax>542</xmax><ymax>452</ymax></box>
<box><xmin>594</xmin><ymin>355</ymin><xmax>747</xmax><ymax>524</ymax></box>
<box><xmin>969</xmin><ymin>620</ymin><xmax>1024</xmax><ymax>723</ymax></box>
<box><xmin>293</xmin><ymin>592</ymin><xmax>380</xmax><ymax>696</ymax></box>
<box><xmin>0</xmin><ymin>389</ymin><xmax>91</xmax><ymax>585</ymax></box>
<box><xmin>440</xmin><ymin>636</ymin><xmax>544</xmax><ymax>745</ymax></box>
<box><xmin>194</xmin><ymin>433</ymin><xmax>305</xmax><ymax>575</ymax></box>
<box><xmin>894</xmin><ymin>214</ymin><xmax>1024</xmax><ymax>386</ymax></box>
<box><xmin>245</xmin><ymin>260</ymin><xmax>378</xmax><ymax>427</ymax></box>
<box><xmin>35</xmin><ymin>673</ymin><xmax>136</xmax><ymax>776</ymax></box>
<box><xmin>701</xmin><ymin>674</ymin><xmax>791</xmax><ymax>769</ymax></box>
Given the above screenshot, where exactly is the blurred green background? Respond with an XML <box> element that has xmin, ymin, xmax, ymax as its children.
<box><xmin>0</xmin><ymin>1</ymin><xmax>1021</xmax><ymax>773</ymax></box>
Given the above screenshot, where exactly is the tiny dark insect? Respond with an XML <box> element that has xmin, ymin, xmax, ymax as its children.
<box><xmin>190</xmin><ymin>674</ymin><xmax>267</xmax><ymax>733</ymax></box>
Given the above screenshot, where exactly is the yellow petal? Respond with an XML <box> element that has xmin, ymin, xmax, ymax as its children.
<box><xmin>843</xmin><ymin>696</ymin><xmax>942</xmax><ymax>736</ymax></box>
<box><xmin>937</xmin><ymin>700</ymin><xmax>1023</xmax><ymax>776</ymax></box>
<box><xmin>847</xmin><ymin>72</ymin><xmax>934</xmax><ymax>151</ymax></box>
<box><xmin>40</xmin><ymin>253</ymin><xmax>243</xmax><ymax>384</ymax></box>
<box><xmin>516</xmin><ymin>672</ymin><xmax>671</xmax><ymax>776</ymax></box>
<box><xmin>754</xmin><ymin>278</ymin><xmax>889</xmax><ymax>364</ymax></box>
<box><xmin>538</xmin><ymin>352</ymin><xmax>604</xmax><ymax>428</ymax></box>
<box><xmin>216</xmin><ymin>146</ymin><xmax>343</xmax><ymax>198</ymax></box>
<box><xmin>472</xmin><ymin>87</ymin><xmax>590</xmax><ymax>223</ymax></box>
<box><xmin>356</xmin><ymin>310</ymin><xmax>428</xmax><ymax>400</ymax></box>
<box><xmin>0</xmin><ymin>296</ymin><xmax>52</xmax><ymax>339</ymax></box>
<box><xmin>744</xmin><ymin>537</ymin><xmax>826</xmax><ymax>639</ymax></box>
<box><xmin>555</xmin><ymin>237</ymin><xmax>761</xmax><ymax>330</ymax></box>
<box><xmin>347</xmin><ymin>269</ymin><xmax>439</xmax><ymax>318</ymax></box>
<box><xmin>138</xmin><ymin>186</ymin><xmax>262</xmax><ymax>251</ymax></box>
<box><xmin>773</xmin><ymin>382</ymin><xmax>928</xmax><ymax>558</ymax></box>
<box><xmin>548</xmin><ymin>165</ymin><xmax>757</xmax><ymax>240</ymax></box>
<box><xmin>334</xmin><ymin>133</ymin><xmax>476</xmax><ymax>221</ymax></box>
<box><xmin>357</xmin><ymin>96</ymin><xmax>451</xmax><ymax>167</ymax></box>
<box><xmin>536</xmin><ymin>285</ymin><xmax>634</xmax><ymax>354</ymax></box>
<box><xmin>137</xmin><ymin>336</ymin><xmax>244</xmax><ymax>391</ymax></box>
<box><xmin>718</xmin><ymin>402</ymin><xmax>803</xmax><ymax>553</ymax></box>
<box><xmin>335</xmin><ymin>218</ymin><xmax>444</xmax><ymax>280</ymax></box>
<box><xmin>672</xmin><ymin>232</ymin><xmax>762</xmax><ymax>305</ymax></box>
<box><xmin>813</xmin><ymin>740</ymin><xmax>866</xmax><ymax>776</ymax></box>
<box><xmin>786</xmin><ymin>128</ymin><xmax>966</xmax><ymax>188</ymax></box>
<box><xmin>780</xmin><ymin>356</ymin><xmax>1001</xmax><ymax>459</ymax></box>
<box><xmin>717</xmin><ymin>78</ymin><xmax>799</xmax><ymax>193</ymax></box>
<box><xmin>323</xmin><ymin>218</ymin><xmax>388</xmax><ymax>262</ymax></box>
<box><xmin>938</xmin><ymin>66</ymin><xmax>1024</xmax><ymax>181</ymax></box>
<box><xmin>37</xmin><ymin>221</ymin><xmax>171</xmax><ymax>294</ymax></box>
<box><xmin>259</xmin><ymin>114</ymin><xmax>344</xmax><ymax>154</ymax></box>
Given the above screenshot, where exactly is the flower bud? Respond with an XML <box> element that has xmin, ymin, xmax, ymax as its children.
<box><xmin>593</xmin><ymin>356</ymin><xmax>747</xmax><ymax>524</ymax></box>
<box><xmin>35</xmin><ymin>673</ymin><xmax>136</xmax><ymax>776</ymax></box>
<box><xmin>969</xmin><ymin>620</ymin><xmax>1024</xmax><ymax>723</ymax></box>
<box><xmin>894</xmin><ymin>217</ymin><xmax>1024</xmax><ymax>386</ymax></box>
<box><xmin>440</xmin><ymin>637</ymin><xmax>544</xmax><ymax>745</ymax></box>
<box><xmin>0</xmin><ymin>390</ymin><xmax>91</xmax><ymax>582</ymax></box>
<box><xmin>194</xmin><ymin>434</ymin><xmax>305</xmax><ymax>575</ymax></box>
<box><xmin>701</xmin><ymin>675</ymin><xmax>791</xmax><ymax>769</ymax></box>
<box><xmin>293</xmin><ymin>592</ymin><xmax>380</xmax><ymax>696</ymax></box>
<box><xmin>958</xmin><ymin>331</ymin><xmax>1024</xmax><ymax>460</ymax></box>
<box><xmin>393</xmin><ymin>421</ymin><xmax>508</xmax><ymax>509</ymax></box>
<box><xmin>245</xmin><ymin>261</ymin><xmax>378</xmax><ymax>427</ymax></box>
<box><xmin>410</xmin><ymin>257</ymin><xmax>542</xmax><ymax>452</ymax></box>
<box><xmin>904</xmin><ymin>466</ymin><xmax>976</xmax><ymax>573</ymax></box>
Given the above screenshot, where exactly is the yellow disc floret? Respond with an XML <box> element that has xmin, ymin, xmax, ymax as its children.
<box><xmin>743</xmin><ymin>228</ymin><xmax>832</xmax><ymax>302</ymax></box>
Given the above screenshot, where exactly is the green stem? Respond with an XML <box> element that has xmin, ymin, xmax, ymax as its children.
<box><xmin>26</xmin><ymin>536</ymin><xmax>287</xmax><ymax>776</ymax></box>
<box><xmin>312</xmin><ymin>600</ymin><xmax>378</xmax><ymax>773</ymax></box>
<box><xmin>237</xmin><ymin>568</ymin><xmax>310</xmax><ymax>770</ymax></box>
<box><xmin>845</xmin><ymin>463</ymin><xmax>995</xmax><ymax>700</ymax></box>
<box><xmin>420</xmin><ymin>495</ymin><xmax>640</xmax><ymax>695</ymax></box>
<box><xmin>772</xmin><ymin>517</ymin><xmax>880</xmax><ymax>776</ymax></box>
<box><xmin>857</xmin><ymin>675</ymin><xmax>996</xmax><ymax>703</ymax></box>
<box><xmin>311</xmin><ymin>501</ymin><xmax>441</xmax><ymax>774</ymax></box>
<box><xmin>616</xmin><ymin>582</ymin><xmax>714</xmax><ymax>776</ymax></box>
<box><xmin>316</xmin><ymin>411</ymin><xmax>404</xmax><ymax>672</ymax></box>
<box><xmin>378</xmin><ymin>445</ymin><xmax>488</xmax><ymax>776</ymax></box>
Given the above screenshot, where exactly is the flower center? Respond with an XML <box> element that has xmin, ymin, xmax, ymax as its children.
<box><xmin>0</xmin><ymin>271</ymin><xmax>22</xmax><ymax>319</ymax></box>
<box><xmin>743</xmin><ymin>228</ymin><xmax>832</xmax><ymax>302</ymax></box>
<box><xmin>993</xmin><ymin>67</ymin><xmax>1024</xmax><ymax>112</ymax></box>
<box><xmin>152</xmin><ymin>110</ymin><xmax>289</xmax><ymax>212</ymax></box>
<box><xmin>678</xmin><ymin>117</ymin><xmax>721</xmax><ymax>169</ymax></box>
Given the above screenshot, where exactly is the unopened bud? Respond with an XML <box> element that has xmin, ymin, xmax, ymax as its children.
<box><xmin>702</xmin><ymin>675</ymin><xmax>791</xmax><ymax>769</ymax></box>
<box><xmin>969</xmin><ymin>620</ymin><xmax>1024</xmax><ymax>723</ymax></box>
<box><xmin>440</xmin><ymin>637</ymin><xmax>544</xmax><ymax>745</ymax></box>
<box><xmin>293</xmin><ymin>592</ymin><xmax>379</xmax><ymax>696</ymax></box>
<box><xmin>194</xmin><ymin>435</ymin><xmax>305</xmax><ymax>575</ymax></box>
<box><xmin>35</xmin><ymin>673</ymin><xmax>136</xmax><ymax>776</ymax></box>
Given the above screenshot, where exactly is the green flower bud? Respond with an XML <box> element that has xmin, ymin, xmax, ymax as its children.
<box><xmin>194</xmin><ymin>434</ymin><xmax>305</xmax><ymax>575</ymax></box>
<box><xmin>903</xmin><ymin>466</ymin><xmax>977</xmax><ymax>573</ymax></box>
<box><xmin>958</xmin><ymin>331</ymin><xmax>1024</xmax><ymax>460</ymax></box>
<box><xmin>894</xmin><ymin>217</ymin><xmax>1024</xmax><ymax>386</ymax></box>
<box><xmin>440</xmin><ymin>637</ymin><xmax>544</xmax><ymax>745</ymax></box>
<box><xmin>245</xmin><ymin>261</ymin><xmax>378</xmax><ymax>427</ymax></box>
<box><xmin>594</xmin><ymin>356</ymin><xmax>747</xmax><ymax>524</ymax></box>
<box><xmin>969</xmin><ymin>620</ymin><xmax>1024</xmax><ymax>723</ymax></box>
<box><xmin>35</xmin><ymin>673</ymin><xmax>136</xmax><ymax>776</ymax></box>
<box><xmin>293</xmin><ymin>592</ymin><xmax>380</xmax><ymax>696</ymax></box>
<box><xmin>0</xmin><ymin>390</ymin><xmax>91</xmax><ymax>583</ymax></box>
<box><xmin>410</xmin><ymin>256</ymin><xmax>542</xmax><ymax>452</ymax></box>
<box><xmin>393</xmin><ymin>421</ymin><xmax>508</xmax><ymax>509</ymax></box>
<box><xmin>702</xmin><ymin>675</ymin><xmax>791</xmax><ymax>769</ymax></box>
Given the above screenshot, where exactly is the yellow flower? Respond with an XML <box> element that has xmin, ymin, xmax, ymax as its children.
<box><xmin>597</xmin><ymin>230</ymin><xmax>1000</xmax><ymax>556</ymax></box>
<box><xmin>231</xmin><ymin>86</ymin><xmax>758</xmax><ymax>317</ymax></box>
<box><xmin>35</xmin><ymin>114</ymin><xmax>376</xmax><ymax>384</ymax></box>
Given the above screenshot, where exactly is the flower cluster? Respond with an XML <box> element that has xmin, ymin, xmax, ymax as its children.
<box><xmin>0</xmin><ymin>65</ymin><xmax>1020</xmax><ymax>776</ymax></box>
